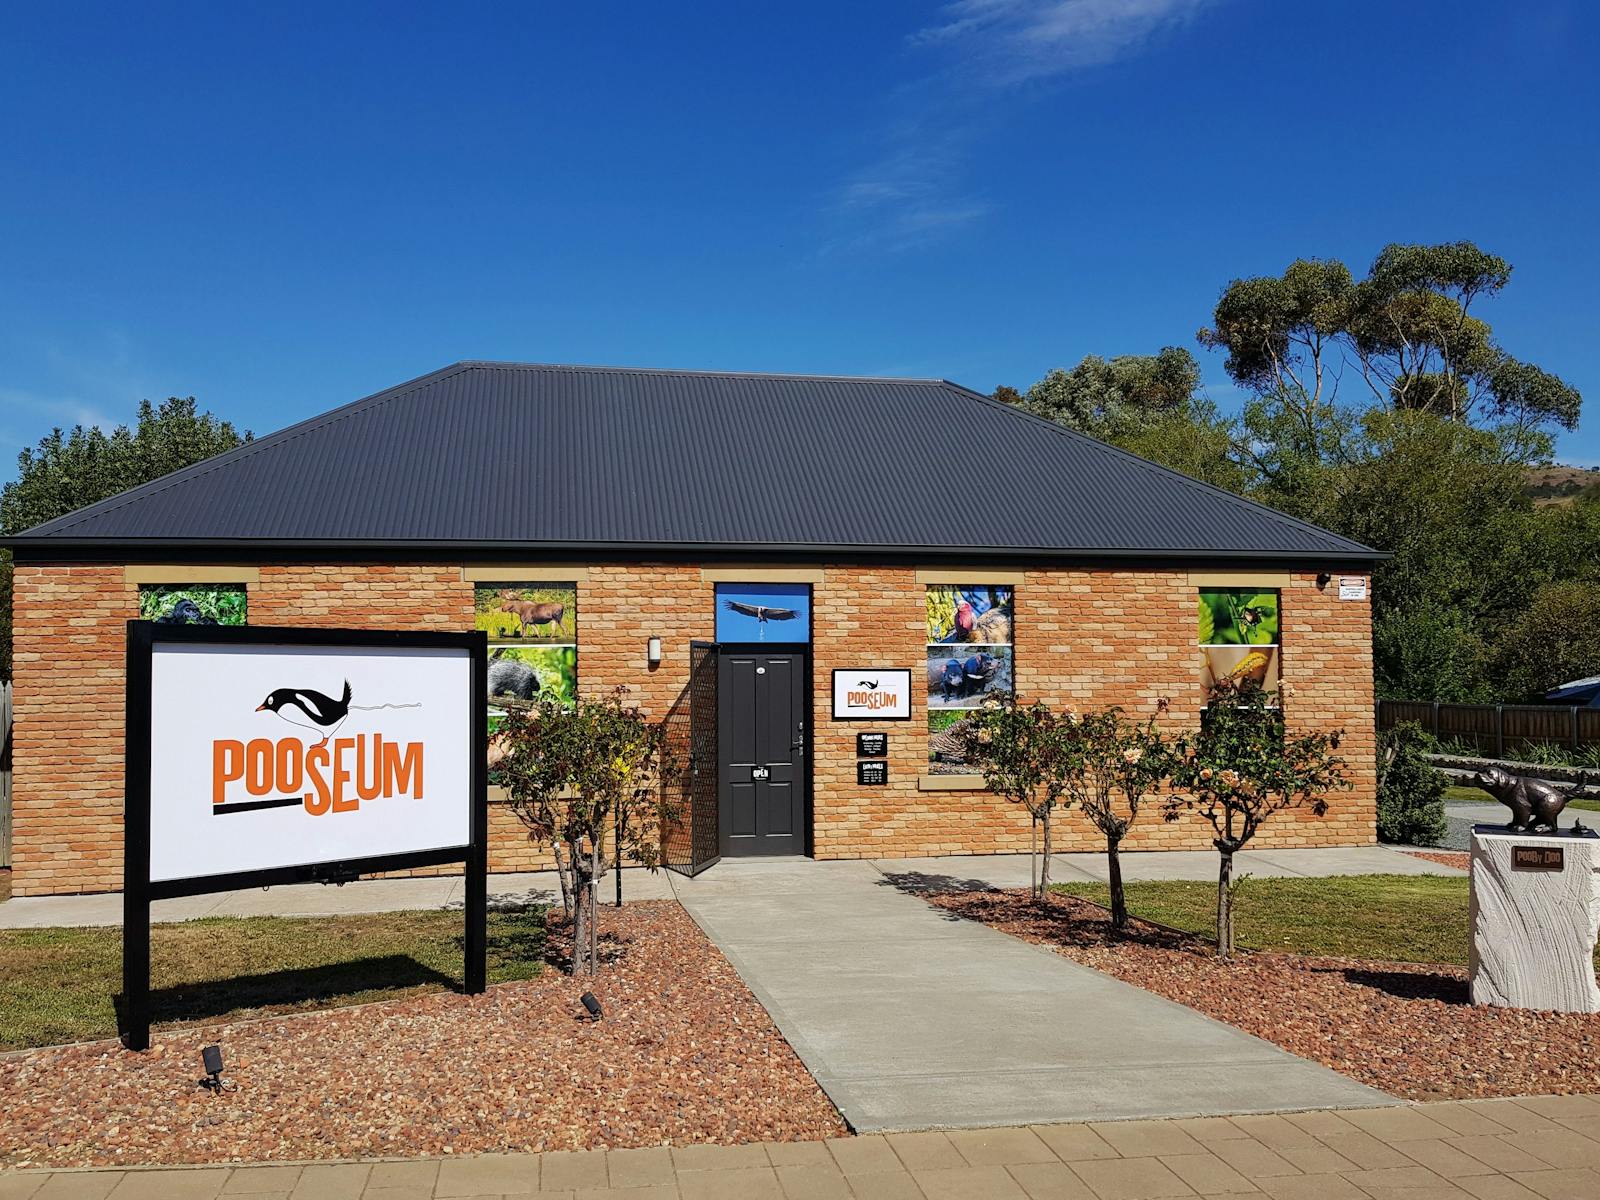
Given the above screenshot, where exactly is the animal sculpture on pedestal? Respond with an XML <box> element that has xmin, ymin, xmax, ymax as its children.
<box><xmin>1472</xmin><ymin>766</ymin><xmax>1579</xmax><ymax>834</ymax></box>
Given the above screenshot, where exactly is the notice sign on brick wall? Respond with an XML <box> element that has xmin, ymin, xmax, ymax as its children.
<box><xmin>832</xmin><ymin>669</ymin><xmax>911</xmax><ymax>720</ymax></box>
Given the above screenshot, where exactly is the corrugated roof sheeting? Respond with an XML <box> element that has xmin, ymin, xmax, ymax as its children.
<box><xmin>13</xmin><ymin>362</ymin><xmax>1376</xmax><ymax>558</ymax></box>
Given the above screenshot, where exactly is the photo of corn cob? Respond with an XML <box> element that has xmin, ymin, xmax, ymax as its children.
<box><xmin>1201</xmin><ymin>644</ymin><xmax>1278</xmax><ymax>693</ymax></box>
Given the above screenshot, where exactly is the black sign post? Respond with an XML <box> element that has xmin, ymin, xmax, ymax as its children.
<box><xmin>121</xmin><ymin>622</ymin><xmax>488</xmax><ymax>1052</ymax></box>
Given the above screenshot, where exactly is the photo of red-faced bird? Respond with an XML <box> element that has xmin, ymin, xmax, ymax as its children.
<box><xmin>257</xmin><ymin>680</ymin><xmax>352</xmax><ymax>745</ymax></box>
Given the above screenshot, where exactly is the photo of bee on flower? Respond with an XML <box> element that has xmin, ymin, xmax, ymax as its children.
<box><xmin>1199</xmin><ymin>589</ymin><xmax>1280</xmax><ymax>696</ymax></box>
<box><xmin>1198</xmin><ymin>589</ymin><xmax>1278</xmax><ymax>646</ymax></box>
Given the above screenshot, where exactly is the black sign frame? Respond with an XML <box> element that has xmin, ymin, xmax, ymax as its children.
<box><xmin>857</xmin><ymin>759</ymin><xmax>888</xmax><ymax>786</ymax></box>
<box><xmin>121</xmin><ymin>621</ymin><xmax>489</xmax><ymax>1051</ymax></box>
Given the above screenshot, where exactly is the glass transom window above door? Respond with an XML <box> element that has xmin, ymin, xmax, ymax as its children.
<box><xmin>715</xmin><ymin>583</ymin><xmax>812</xmax><ymax>643</ymax></box>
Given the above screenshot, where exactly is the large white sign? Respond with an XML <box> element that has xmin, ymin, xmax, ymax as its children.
<box><xmin>146</xmin><ymin>641</ymin><xmax>474</xmax><ymax>883</ymax></box>
<box><xmin>832</xmin><ymin>668</ymin><xmax>912</xmax><ymax>720</ymax></box>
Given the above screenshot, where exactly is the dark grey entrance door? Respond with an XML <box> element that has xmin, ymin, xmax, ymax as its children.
<box><xmin>718</xmin><ymin>650</ymin><xmax>807</xmax><ymax>856</ymax></box>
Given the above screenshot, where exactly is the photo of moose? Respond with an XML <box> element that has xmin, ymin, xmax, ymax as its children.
<box><xmin>138</xmin><ymin>583</ymin><xmax>247</xmax><ymax>626</ymax></box>
<box><xmin>927</xmin><ymin>646</ymin><xmax>1014</xmax><ymax>709</ymax></box>
<box><xmin>474</xmin><ymin>583</ymin><xmax>576</xmax><ymax>642</ymax></box>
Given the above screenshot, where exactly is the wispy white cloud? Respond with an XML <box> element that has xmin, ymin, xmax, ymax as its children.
<box><xmin>0</xmin><ymin>330</ymin><xmax>162</xmax><ymax>483</ymax></box>
<box><xmin>911</xmin><ymin>0</ymin><xmax>1214</xmax><ymax>85</ymax></box>
<box><xmin>828</xmin><ymin>134</ymin><xmax>991</xmax><ymax>252</ymax></box>
<box><xmin>825</xmin><ymin>0</ymin><xmax>1216</xmax><ymax>253</ymax></box>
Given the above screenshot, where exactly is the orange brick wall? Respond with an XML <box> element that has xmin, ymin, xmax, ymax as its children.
<box><xmin>8</xmin><ymin>561</ymin><xmax>1374</xmax><ymax>895</ymax></box>
<box><xmin>10</xmin><ymin>566</ymin><xmax>132</xmax><ymax>896</ymax></box>
<box><xmin>810</xmin><ymin>568</ymin><xmax>1375</xmax><ymax>858</ymax></box>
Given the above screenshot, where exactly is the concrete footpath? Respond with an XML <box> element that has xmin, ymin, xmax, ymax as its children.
<box><xmin>674</xmin><ymin>859</ymin><xmax>1388</xmax><ymax>1132</ymax></box>
<box><xmin>0</xmin><ymin>845</ymin><xmax>1458</xmax><ymax>929</ymax></box>
<box><xmin>8</xmin><ymin>1097</ymin><xmax>1600</xmax><ymax>1199</ymax></box>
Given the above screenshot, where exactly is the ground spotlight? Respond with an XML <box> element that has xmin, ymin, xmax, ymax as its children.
<box><xmin>200</xmin><ymin>1044</ymin><xmax>225</xmax><ymax>1092</ymax></box>
<box><xmin>580</xmin><ymin>992</ymin><xmax>603</xmax><ymax>1021</ymax></box>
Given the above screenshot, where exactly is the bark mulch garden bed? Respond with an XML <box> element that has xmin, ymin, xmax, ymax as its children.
<box><xmin>929</xmin><ymin>888</ymin><xmax>1600</xmax><ymax>1102</ymax></box>
<box><xmin>0</xmin><ymin>900</ymin><xmax>844</xmax><ymax>1169</ymax></box>
<box><xmin>1405</xmin><ymin>849</ymin><xmax>1470</xmax><ymax>871</ymax></box>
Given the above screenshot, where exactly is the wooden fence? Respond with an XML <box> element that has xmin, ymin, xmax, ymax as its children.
<box><xmin>1378</xmin><ymin>698</ymin><xmax>1600</xmax><ymax>760</ymax></box>
<box><xmin>1</xmin><ymin>681</ymin><xmax>11</xmax><ymax>868</ymax></box>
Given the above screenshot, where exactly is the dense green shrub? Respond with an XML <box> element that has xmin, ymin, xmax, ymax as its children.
<box><xmin>1376</xmin><ymin>723</ymin><xmax>1448</xmax><ymax>846</ymax></box>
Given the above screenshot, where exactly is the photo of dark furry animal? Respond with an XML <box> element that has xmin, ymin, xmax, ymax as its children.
<box><xmin>1472</xmin><ymin>765</ymin><xmax>1579</xmax><ymax>833</ymax></box>
<box><xmin>488</xmin><ymin>647</ymin><xmax>540</xmax><ymax>700</ymax></box>
<box><xmin>154</xmin><ymin>598</ymin><xmax>218</xmax><ymax>625</ymax></box>
<box><xmin>927</xmin><ymin>649</ymin><xmax>1009</xmax><ymax>704</ymax></box>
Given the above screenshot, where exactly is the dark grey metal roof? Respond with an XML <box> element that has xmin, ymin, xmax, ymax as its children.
<box><xmin>9</xmin><ymin>361</ymin><xmax>1378</xmax><ymax>562</ymax></box>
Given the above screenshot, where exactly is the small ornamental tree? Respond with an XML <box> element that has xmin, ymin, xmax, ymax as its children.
<box><xmin>1165</xmin><ymin>680</ymin><xmax>1348</xmax><ymax>957</ymax></box>
<box><xmin>958</xmin><ymin>697</ymin><xmax>1078</xmax><ymax>900</ymax></box>
<box><xmin>491</xmin><ymin>688</ymin><xmax>672</xmax><ymax>975</ymax></box>
<box><xmin>1067</xmin><ymin>705</ymin><xmax>1174</xmax><ymax>931</ymax></box>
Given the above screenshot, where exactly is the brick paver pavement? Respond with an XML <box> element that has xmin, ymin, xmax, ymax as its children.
<box><xmin>5</xmin><ymin>1097</ymin><xmax>1600</xmax><ymax>1198</ymax></box>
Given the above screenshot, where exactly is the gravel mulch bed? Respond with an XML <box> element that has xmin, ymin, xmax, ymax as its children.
<box><xmin>1406</xmin><ymin>849</ymin><xmax>1470</xmax><ymax>871</ymax></box>
<box><xmin>0</xmin><ymin>901</ymin><xmax>844</xmax><ymax>1169</ymax></box>
<box><xmin>929</xmin><ymin>889</ymin><xmax>1600</xmax><ymax>1102</ymax></box>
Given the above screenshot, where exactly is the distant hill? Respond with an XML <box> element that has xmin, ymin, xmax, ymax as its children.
<box><xmin>1526</xmin><ymin>465</ymin><xmax>1600</xmax><ymax>507</ymax></box>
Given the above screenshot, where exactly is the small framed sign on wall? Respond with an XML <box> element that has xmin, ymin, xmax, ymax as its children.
<box><xmin>832</xmin><ymin>669</ymin><xmax>912</xmax><ymax>720</ymax></box>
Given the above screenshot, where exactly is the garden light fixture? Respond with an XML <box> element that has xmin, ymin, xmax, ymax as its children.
<box><xmin>200</xmin><ymin>1043</ymin><xmax>225</xmax><ymax>1092</ymax></box>
<box><xmin>580</xmin><ymin>992</ymin><xmax>603</xmax><ymax>1021</ymax></box>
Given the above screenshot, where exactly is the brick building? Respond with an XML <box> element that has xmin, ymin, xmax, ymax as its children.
<box><xmin>4</xmin><ymin>363</ymin><xmax>1381</xmax><ymax>896</ymax></box>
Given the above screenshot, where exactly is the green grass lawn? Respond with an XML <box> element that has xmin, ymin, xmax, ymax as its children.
<box><xmin>1054</xmin><ymin>875</ymin><xmax>1479</xmax><ymax>965</ymax></box>
<box><xmin>1446</xmin><ymin>783</ymin><xmax>1600</xmax><ymax>812</ymax></box>
<box><xmin>0</xmin><ymin>908</ymin><xmax>547</xmax><ymax>1051</ymax></box>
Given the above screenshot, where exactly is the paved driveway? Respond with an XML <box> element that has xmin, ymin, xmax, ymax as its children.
<box><xmin>673</xmin><ymin>859</ymin><xmax>1389</xmax><ymax>1132</ymax></box>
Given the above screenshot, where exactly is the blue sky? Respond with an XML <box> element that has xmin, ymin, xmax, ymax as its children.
<box><xmin>4</xmin><ymin>1</ymin><xmax>1598</xmax><ymax>483</ymax></box>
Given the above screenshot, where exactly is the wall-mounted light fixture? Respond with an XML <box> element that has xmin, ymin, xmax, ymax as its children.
<box><xmin>1316</xmin><ymin>573</ymin><xmax>1332</xmax><ymax>590</ymax></box>
<box><xmin>647</xmin><ymin>637</ymin><xmax>662</xmax><ymax>666</ymax></box>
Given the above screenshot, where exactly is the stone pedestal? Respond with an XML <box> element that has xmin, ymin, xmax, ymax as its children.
<box><xmin>1470</xmin><ymin>830</ymin><xmax>1600</xmax><ymax>1012</ymax></box>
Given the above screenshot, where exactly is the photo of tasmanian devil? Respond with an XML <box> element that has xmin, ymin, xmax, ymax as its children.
<box><xmin>1472</xmin><ymin>766</ymin><xmax>1583</xmax><ymax>833</ymax></box>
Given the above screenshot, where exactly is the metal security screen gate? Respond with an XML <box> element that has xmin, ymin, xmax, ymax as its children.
<box><xmin>663</xmin><ymin>641</ymin><xmax>721</xmax><ymax>876</ymax></box>
<box><xmin>717</xmin><ymin>647</ymin><xmax>808</xmax><ymax>857</ymax></box>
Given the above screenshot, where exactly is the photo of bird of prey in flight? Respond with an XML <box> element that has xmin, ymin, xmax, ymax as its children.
<box><xmin>722</xmin><ymin>600</ymin><xmax>799</xmax><ymax>623</ymax></box>
<box><xmin>715</xmin><ymin>584</ymin><xmax>812</xmax><ymax>643</ymax></box>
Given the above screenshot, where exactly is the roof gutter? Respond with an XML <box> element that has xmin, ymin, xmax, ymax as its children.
<box><xmin>3</xmin><ymin>535</ymin><xmax>1389</xmax><ymax>566</ymax></box>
